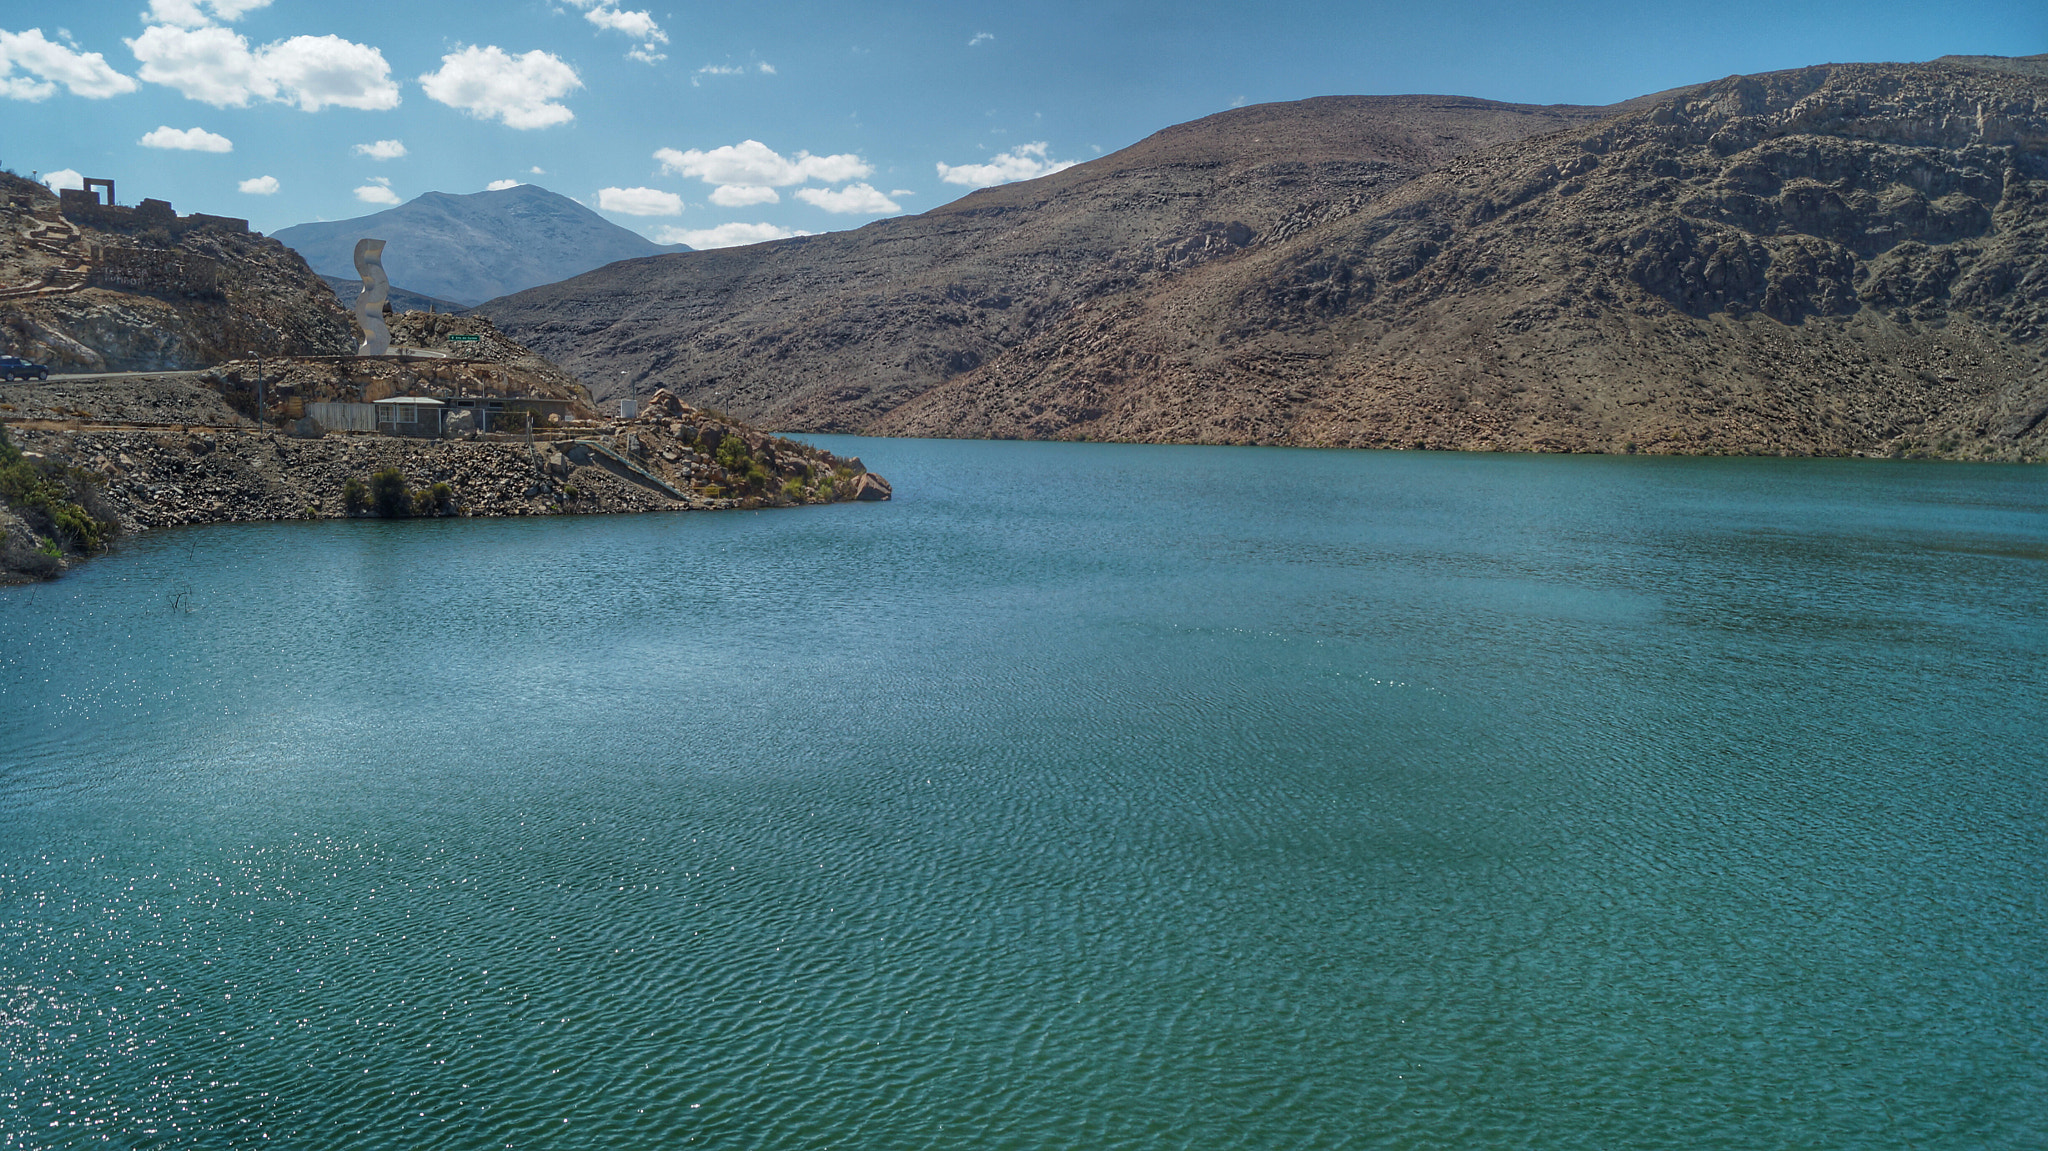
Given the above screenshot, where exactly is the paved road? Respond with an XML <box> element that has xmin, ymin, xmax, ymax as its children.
<box><xmin>42</xmin><ymin>370</ymin><xmax>212</xmax><ymax>382</ymax></box>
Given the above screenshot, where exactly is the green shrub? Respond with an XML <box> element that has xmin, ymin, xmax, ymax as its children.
<box><xmin>342</xmin><ymin>477</ymin><xmax>368</xmax><ymax>515</ymax></box>
<box><xmin>369</xmin><ymin>467</ymin><xmax>411</xmax><ymax>518</ymax></box>
<box><xmin>780</xmin><ymin>476</ymin><xmax>807</xmax><ymax>500</ymax></box>
<box><xmin>0</xmin><ymin>424</ymin><xmax>117</xmax><ymax>555</ymax></box>
<box><xmin>715</xmin><ymin>434</ymin><xmax>752</xmax><ymax>472</ymax></box>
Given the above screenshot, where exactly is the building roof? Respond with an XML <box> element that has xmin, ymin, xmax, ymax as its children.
<box><xmin>372</xmin><ymin>396</ymin><xmax>446</xmax><ymax>406</ymax></box>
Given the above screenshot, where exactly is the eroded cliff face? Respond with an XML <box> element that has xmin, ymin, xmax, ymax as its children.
<box><xmin>876</xmin><ymin>58</ymin><xmax>2048</xmax><ymax>458</ymax></box>
<box><xmin>0</xmin><ymin>173</ymin><xmax>355</xmax><ymax>372</ymax></box>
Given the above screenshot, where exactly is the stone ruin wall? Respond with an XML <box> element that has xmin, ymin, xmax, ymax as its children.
<box><xmin>88</xmin><ymin>245</ymin><xmax>222</xmax><ymax>298</ymax></box>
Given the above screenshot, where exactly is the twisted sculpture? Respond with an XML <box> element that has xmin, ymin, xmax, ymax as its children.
<box><xmin>353</xmin><ymin>237</ymin><xmax>390</xmax><ymax>356</ymax></box>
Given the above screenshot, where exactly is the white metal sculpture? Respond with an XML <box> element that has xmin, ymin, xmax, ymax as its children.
<box><xmin>353</xmin><ymin>237</ymin><xmax>390</xmax><ymax>356</ymax></box>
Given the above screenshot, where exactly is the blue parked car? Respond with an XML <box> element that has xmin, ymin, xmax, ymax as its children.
<box><xmin>0</xmin><ymin>356</ymin><xmax>51</xmax><ymax>381</ymax></box>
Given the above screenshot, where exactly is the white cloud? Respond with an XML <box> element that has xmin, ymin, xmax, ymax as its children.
<box><xmin>969</xmin><ymin>32</ymin><xmax>995</xmax><ymax>46</ymax></box>
<box><xmin>127</xmin><ymin>24</ymin><xmax>399</xmax><ymax>111</ymax></box>
<box><xmin>146</xmin><ymin>0</ymin><xmax>272</xmax><ymax>27</ymax></box>
<box><xmin>597</xmin><ymin>186</ymin><xmax>683</xmax><ymax>216</ymax></box>
<box><xmin>936</xmin><ymin>141</ymin><xmax>1078</xmax><ymax>188</ymax></box>
<box><xmin>651</xmin><ymin>222</ymin><xmax>812</xmax><ymax>249</ymax></box>
<box><xmin>353</xmin><ymin>138</ymin><xmax>405</xmax><ymax>160</ymax></box>
<box><xmin>354</xmin><ymin>182</ymin><xmax>400</xmax><ymax>204</ymax></box>
<box><xmin>0</xmin><ymin>28</ymin><xmax>139</xmax><ymax>101</ymax></box>
<box><xmin>420</xmin><ymin>45</ymin><xmax>579</xmax><ymax>129</ymax></box>
<box><xmin>709</xmin><ymin>184</ymin><xmax>778</xmax><ymax>207</ymax></box>
<box><xmin>486</xmin><ymin>179</ymin><xmax>521</xmax><ymax>191</ymax></box>
<box><xmin>529</xmin><ymin>165</ymin><xmax>546</xmax><ymax>174</ymax></box>
<box><xmin>795</xmin><ymin>182</ymin><xmax>900</xmax><ymax>215</ymax></box>
<box><xmin>655</xmin><ymin>140</ymin><xmax>871</xmax><ymax>188</ymax></box>
<box><xmin>582</xmin><ymin>6</ymin><xmax>663</xmax><ymax>41</ymax></box>
<box><xmin>889</xmin><ymin>189</ymin><xmax>914</xmax><ymax>197</ymax></box>
<box><xmin>238</xmin><ymin>175</ymin><xmax>278</xmax><ymax>195</ymax></box>
<box><xmin>691</xmin><ymin>61</ymin><xmax>773</xmax><ymax>85</ymax></box>
<box><xmin>561</xmin><ymin>0</ymin><xmax>668</xmax><ymax>62</ymax></box>
<box><xmin>140</xmin><ymin>124</ymin><xmax>232</xmax><ymax>152</ymax></box>
<box><xmin>42</xmin><ymin>169</ymin><xmax>85</xmax><ymax>192</ymax></box>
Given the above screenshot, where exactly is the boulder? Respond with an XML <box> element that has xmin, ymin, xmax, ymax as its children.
<box><xmin>444</xmin><ymin>409</ymin><xmax>477</xmax><ymax>436</ymax></box>
<box><xmin>851</xmin><ymin>472</ymin><xmax>893</xmax><ymax>501</ymax></box>
<box><xmin>289</xmin><ymin>416</ymin><xmax>324</xmax><ymax>439</ymax></box>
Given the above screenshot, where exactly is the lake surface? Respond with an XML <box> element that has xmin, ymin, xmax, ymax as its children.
<box><xmin>3</xmin><ymin>439</ymin><xmax>2044</xmax><ymax>1149</ymax></box>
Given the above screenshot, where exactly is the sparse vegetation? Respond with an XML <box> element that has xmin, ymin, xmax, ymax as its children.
<box><xmin>342</xmin><ymin>477</ymin><xmax>368</xmax><ymax>515</ymax></box>
<box><xmin>0</xmin><ymin>424</ymin><xmax>119</xmax><ymax>570</ymax></box>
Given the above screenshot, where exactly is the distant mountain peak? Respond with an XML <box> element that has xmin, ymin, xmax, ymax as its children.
<box><xmin>272</xmin><ymin>185</ymin><xmax>686</xmax><ymax>307</ymax></box>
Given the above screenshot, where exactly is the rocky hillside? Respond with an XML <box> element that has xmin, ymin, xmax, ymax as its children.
<box><xmin>479</xmin><ymin>95</ymin><xmax>1629</xmax><ymax>418</ymax></box>
<box><xmin>884</xmin><ymin>56</ymin><xmax>2048</xmax><ymax>459</ymax></box>
<box><xmin>488</xmin><ymin>56</ymin><xmax>2048</xmax><ymax>461</ymax></box>
<box><xmin>0</xmin><ymin>173</ymin><xmax>356</xmax><ymax>372</ymax></box>
<box><xmin>275</xmin><ymin>185</ymin><xmax>684</xmax><ymax>307</ymax></box>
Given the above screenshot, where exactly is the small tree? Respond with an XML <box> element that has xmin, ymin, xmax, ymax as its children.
<box><xmin>369</xmin><ymin>467</ymin><xmax>411</xmax><ymax>518</ymax></box>
<box><xmin>342</xmin><ymin>477</ymin><xmax>368</xmax><ymax>515</ymax></box>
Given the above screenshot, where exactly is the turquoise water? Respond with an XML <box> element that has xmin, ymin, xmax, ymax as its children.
<box><xmin>2</xmin><ymin>439</ymin><xmax>2044</xmax><ymax>1149</ymax></box>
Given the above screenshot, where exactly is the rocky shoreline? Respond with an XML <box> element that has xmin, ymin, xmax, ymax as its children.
<box><xmin>0</xmin><ymin>376</ymin><xmax>889</xmax><ymax>584</ymax></box>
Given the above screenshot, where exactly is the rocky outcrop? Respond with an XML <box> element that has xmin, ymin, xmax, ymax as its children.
<box><xmin>0</xmin><ymin>173</ymin><xmax>356</xmax><ymax>372</ymax></box>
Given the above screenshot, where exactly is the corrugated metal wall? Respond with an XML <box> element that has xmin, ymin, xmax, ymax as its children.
<box><xmin>307</xmin><ymin>402</ymin><xmax>376</xmax><ymax>433</ymax></box>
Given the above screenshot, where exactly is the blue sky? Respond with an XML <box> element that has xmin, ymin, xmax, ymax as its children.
<box><xmin>4</xmin><ymin>1</ymin><xmax>2042</xmax><ymax>246</ymax></box>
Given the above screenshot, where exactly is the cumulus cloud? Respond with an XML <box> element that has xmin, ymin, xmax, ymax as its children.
<box><xmin>529</xmin><ymin>166</ymin><xmax>546</xmax><ymax>174</ymax></box>
<box><xmin>597</xmin><ymin>186</ymin><xmax>683</xmax><ymax>216</ymax></box>
<box><xmin>936</xmin><ymin>141</ymin><xmax>1077</xmax><ymax>188</ymax></box>
<box><xmin>420</xmin><ymin>45</ymin><xmax>579</xmax><ymax>129</ymax></box>
<box><xmin>486</xmin><ymin>179</ymin><xmax>521</xmax><ymax>191</ymax></box>
<box><xmin>146</xmin><ymin>0</ymin><xmax>272</xmax><ymax>27</ymax></box>
<box><xmin>655</xmin><ymin>140</ymin><xmax>870</xmax><ymax>188</ymax></box>
<box><xmin>127</xmin><ymin>24</ymin><xmax>399</xmax><ymax>110</ymax></box>
<box><xmin>41</xmin><ymin>169</ymin><xmax>85</xmax><ymax>192</ymax></box>
<box><xmin>354</xmin><ymin>177</ymin><xmax>400</xmax><ymax>205</ymax></box>
<box><xmin>354</xmin><ymin>138</ymin><xmax>405</xmax><ymax>160</ymax></box>
<box><xmin>650</xmin><ymin>222</ymin><xmax>811</xmax><ymax>249</ymax></box>
<box><xmin>794</xmin><ymin>183</ymin><xmax>900</xmax><ymax>215</ymax></box>
<box><xmin>709</xmin><ymin>184</ymin><xmax>778</xmax><ymax>207</ymax></box>
<box><xmin>0</xmin><ymin>28</ymin><xmax>139</xmax><ymax>101</ymax></box>
<box><xmin>969</xmin><ymin>32</ymin><xmax>995</xmax><ymax>46</ymax></box>
<box><xmin>560</xmin><ymin>0</ymin><xmax>667</xmax><ymax>62</ymax></box>
<box><xmin>140</xmin><ymin>124</ymin><xmax>232</xmax><ymax>152</ymax></box>
<box><xmin>238</xmin><ymin>175</ymin><xmax>278</xmax><ymax>194</ymax></box>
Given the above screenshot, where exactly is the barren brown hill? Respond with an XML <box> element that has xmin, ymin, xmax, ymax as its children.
<box><xmin>488</xmin><ymin>56</ymin><xmax>2048</xmax><ymax>461</ymax></box>
<box><xmin>883</xmin><ymin>57</ymin><xmax>2048</xmax><ymax>459</ymax></box>
<box><xmin>480</xmin><ymin>95</ymin><xmax>1630</xmax><ymax>419</ymax></box>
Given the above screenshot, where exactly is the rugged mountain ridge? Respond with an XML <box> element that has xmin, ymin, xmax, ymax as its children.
<box><xmin>275</xmin><ymin>185</ymin><xmax>684</xmax><ymax>307</ymax></box>
<box><xmin>884</xmin><ymin>56</ymin><xmax>2048</xmax><ymax>457</ymax></box>
<box><xmin>486</xmin><ymin>56</ymin><xmax>2048</xmax><ymax>460</ymax></box>
<box><xmin>480</xmin><ymin>95</ymin><xmax>1629</xmax><ymax>417</ymax></box>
